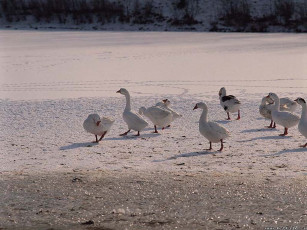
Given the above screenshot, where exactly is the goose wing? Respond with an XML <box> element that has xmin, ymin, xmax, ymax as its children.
<box><xmin>223</xmin><ymin>95</ymin><xmax>240</xmax><ymax>104</ymax></box>
<box><xmin>155</xmin><ymin>102</ymin><xmax>166</xmax><ymax>108</ymax></box>
<box><xmin>207</xmin><ymin>121</ymin><xmax>230</xmax><ymax>138</ymax></box>
<box><xmin>101</xmin><ymin>117</ymin><xmax>115</xmax><ymax>124</ymax></box>
<box><xmin>273</xmin><ymin>111</ymin><xmax>300</xmax><ymax>122</ymax></box>
<box><xmin>147</xmin><ymin>106</ymin><xmax>171</xmax><ymax>119</ymax></box>
<box><xmin>167</xmin><ymin>107</ymin><xmax>182</xmax><ymax>118</ymax></box>
<box><xmin>124</xmin><ymin>110</ymin><xmax>148</xmax><ymax>126</ymax></box>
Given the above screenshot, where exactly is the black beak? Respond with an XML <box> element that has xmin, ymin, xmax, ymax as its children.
<box><xmin>96</xmin><ymin>121</ymin><xmax>101</xmax><ymax>126</ymax></box>
<box><xmin>162</xmin><ymin>99</ymin><xmax>167</xmax><ymax>103</ymax></box>
<box><xmin>193</xmin><ymin>105</ymin><xmax>198</xmax><ymax>110</ymax></box>
<box><xmin>116</xmin><ymin>90</ymin><xmax>120</xmax><ymax>93</ymax></box>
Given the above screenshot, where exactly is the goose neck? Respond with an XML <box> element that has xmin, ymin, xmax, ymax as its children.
<box><xmin>301</xmin><ymin>104</ymin><xmax>307</xmax><ymax>120</ymax></box>
<box><xmin>273</xmin><ymin>97</ymin><xmax>280</xmax><ymax>111</ymax></box>
<box><xmin>220</xmin><ymin>88</ymin><xmax>226</xmax><ymax>97</ymax></box>
<box><xmin>124</xmin><ymin>93</ymin><xmax>131</xmax><ymax>111</ymax></box>
<box><xmin>200</xmin><ymin>108</ymin><xmax>208</xmax><ymax>123</ymax></box>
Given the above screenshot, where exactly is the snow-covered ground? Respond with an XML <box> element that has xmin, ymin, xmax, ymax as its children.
<box><xmin>0</xmin><ymin>31</ymin><xmax>306</xmax><ymax>177</ymax></box>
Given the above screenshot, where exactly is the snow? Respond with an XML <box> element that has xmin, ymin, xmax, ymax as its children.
<box><xmin>0</xmin><ymin>30</ymin><xmax>306</xmax><ymax>178</ymax></box>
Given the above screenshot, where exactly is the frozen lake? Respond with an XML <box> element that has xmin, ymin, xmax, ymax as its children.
<box><xmin>1</xmin><ymin>30</ymin><xmax>307</xmax><ymax>229</ymax></box>
<box><xmin>0</xmin><ymin>30</ymin><xmax>306</xmax><ymax>100</ymax></box>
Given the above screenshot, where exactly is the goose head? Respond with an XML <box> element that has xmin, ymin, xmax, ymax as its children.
<box><xmin>219</xmin><ymin>87</ymin><xmax>226</xmax><ymax>98</ymax></box>
<box><xmin>266</xmin><ymin>96</ymin><xmax>274</xmax><ymax>104</ymax></box>
<box><xmin>261</xmin><ymin>96</ymin><xmax>274</xmax><ymax>105</ymax></box>
<box><xmin>260</xmin><ymin>97</ymin><xmax>267</xmax><ymax>105</ymax></box>
<box><xmin>116</xmin><ymin>88</ymin><xmax>129</xmax><ymax>96</ymax></box>
<box><xmin>267</xmin><ymin>92</ymin><xmax>279</xmax><ymax>102</ymax></box>
<box><xmin>193</xmin><ymin>102</ymin><xmax>208</xmax><ymax>111</ymax></box>
<box><xmin>138</xmin><ymin>107</ymin><xmax>146</xmax><ymax>115</ymax></box>
<box><xmin>88</xmin><ymin>114</ymin><xmax>101</xmax><ymax>126</ymax></box>
<box><xmin>294</xmin><ymin>97</ymin><xmax>306</xmax><ymax>106</ymax></box>
<box><xmin>162</xmin><ymin>99</ymin><xmax>171</xmax><ymax>106</ymax></box>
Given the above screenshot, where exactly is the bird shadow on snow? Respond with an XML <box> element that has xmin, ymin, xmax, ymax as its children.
<box><xmin>104</xmin><ymin>132</ymin><xmax>161</xmax><ymax>140</ymax></box>
<box><xmin>261</xmin><ymin>147</ymin><xmax>306</xmax><ymax>157</ymax></box>
<box><xmin>216</xmin><ymin>120</ymin><xmax>232</xmax><ymax>125</ymax></box>
<box><xmin>153</xmin><ymin>151</ymin><xmax>216</xmax><ymax>162</ymax></box>
<box><xmin>238</xmin><ymin>135</ymin><xmax>291</xmax><ymax>143</ymax></box>
<box><xmin>241</xmin><ymin>128</ymin><xmax>278</xmax><ymax>133</ymax></box>
<box><xmin>60</xmin><ymin>142</ymin><xmax>99</xmax><ymax>150</ymax></box>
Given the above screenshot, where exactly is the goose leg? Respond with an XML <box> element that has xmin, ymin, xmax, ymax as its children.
<box><xmin>236</xmin><ymin>110</ymin><xmax>240</xmax><ymax>120</ymax></box>
<box><xmin>92</xmin><ymin>135</ymin><xmax>99</xmax><ymax>143</ymax></box>
<box><xmin>300</xmin><ymin>143</ymin><xmax>307</xmax><ymax>148</ymax></box>
<box><xmin>267</xmin><ymin>120</ymin><xmax>273</xmax><ymax>129</ymax></box>
<box><xmin>273</xmin><ymin>122</ymin><xmax>276</xmax><ymax>128</ymax></box>
<box><xmin>134</xmin><ymin>131</ymin><xmax>140</xmax><ymax>136</ymax></box>
<box><xmin>218</xmin><ymin>139</ymin><xmax>224</xmax><ymax>152</ymax></box>
<box><xmin>279</xmin><ymin>127</ymin><xmax>288</xmax><ymax>136</ymax></box>
<box><xmin>153</xmin><ymin>125</ymin><xmax>158</xmax><ymax>133</ymax></box>
<box><xmin>226</xmin><ymin>112</ymin><xmax>231</xmax><ymax>120</ymax></box>
<box><xmin>206</xmin><ymin>142</ymin><xmax>212</xmax><ymax>150</ymax></box>
<box><xmin>98</xmin><ymin>131</ymin><xmax>107</xmax><ymax>141</ymax></box>
<box><xmin>120</xmin><ymin>129</ymin><xmax>131</xmax><ymax>136</ymax></box>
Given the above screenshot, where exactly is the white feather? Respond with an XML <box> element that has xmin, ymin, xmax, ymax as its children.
<box><xmin>196</xmin><ymin>102</ymin><xmax>230</xmax><ymax>143</ymax></box>
<box><xmin>83</xmin><ymin>114</ymin><xmax>114</xmax><ymax>136</ymax></box>
<box><xmin>118</xmin><ymin>88</ymin><xmax>148</xmax><ymax>132</ymax></box>
<box><xmin>139</xmin><ymin>106</ymin><xmax>172</xmax><ymax>128</ymax></box>
<box><xmin>269</xmin><ymin>93</ymin><xmax>300</xmax><ymax>129</ymax></box>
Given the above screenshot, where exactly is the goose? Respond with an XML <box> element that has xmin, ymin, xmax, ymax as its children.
<box><xmin>259</xmin><ymin>97</ymin><xmax>276</xmax><ymax>128</ymax></box>
<box><xmin>193</xmin><ymin>102</ymin><xmax>230</xmax><ymax>151</ymax></box>
<box><xmin>117</xmin><ymin>88</ymin><xmax>148</xmax><ymax>136</ymax></box>
<box><xmin>260</xmin><ymin>96</ymin><xmax>298</xmax><ymax>128</ymax></box>
<box><xmin>83</xmin><ymin>114</ymin><xmax>114</xmax><ymax>143</ymax></box>
<box><xmin>267</xmin><ymin>93</ymin><xmax>300</xmax><ymax>136</ymax></box>
<box><xmin>219</xmin><ymin>87</ymin><xmax>241</xmax><ymax>120</ymax></box>
<box><xmin>267</xmin><ymin>97</ymin><xmax>298</xmax><ymax>112</ymax></box>
<box><xmin>156</xmin><ymin>99</ymin><xmax>182</xmax><ymax>126</ymax></box>
<box><xmin>139</xmin><ymin>106</ymin><xmax>172</xmax><ymax>133</ymax></box>
<box><xmin>294</xmin><ymin>97</ymin><xmax>307</xmax><ymax>147</ymax></box>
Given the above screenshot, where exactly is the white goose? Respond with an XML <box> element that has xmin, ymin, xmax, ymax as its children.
<box><xmin>117</xmin><ymin>88</ymin><xmax>148</xmax><ymax>136</ymax></box>
<box><xmin>267</xmin><ymin>93</ymin><xmax>300</xmax><ymax>136</ymax></box>
<box><xmin>219</xmin><ymin>87</ymin><xmax>241</xmax><ymax>120</ymax></box>
<box><xmin>194</xmin><ymin>102</ymin><xmax>230</xmax><ymax>151</ymax></box>
<box><xmin>156</xmin><ymin>99</ymin><xmax>182</xmax><ymax>126</ymax></box>
<box><xmin>259</xmin><ymin>97</ymin><xmax>275</xmax><ymax>128</ymax></box>
<box><xmin>139</xmin><ymin>106</ymin><xmax>172</xmax><ymax>133</ymax></box>
<box><xmin>83</xmin><ymin>114</ymin><xmax>114</xmax><ymax>143</ymax></box>
<box><xmin>295</xmin><ymin>97</ymin><xmax>307</xmax><ymax>148</ymax></box>
<box><xmin>267</xmin><ymin>97</ymin><xmax>298</xmax><ymax>112</ymax></box>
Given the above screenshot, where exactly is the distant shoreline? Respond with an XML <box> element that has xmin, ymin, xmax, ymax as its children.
<box><xmin>1</xmin><ymin>0</ymin><xmax>306</xmax><ymax>33</ymax></box>
<box><xmin>1</xmin><ymin>23</ymin><xmax>306</xmax><ymax>33</ymax></box>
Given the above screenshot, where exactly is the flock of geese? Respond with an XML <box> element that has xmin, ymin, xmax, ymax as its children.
<box><xmin>83</xmin><ymin>87</ymin><xmax>307</xmax><ymax>151</ymax></box>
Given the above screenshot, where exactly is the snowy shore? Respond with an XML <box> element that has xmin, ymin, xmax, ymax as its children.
<box><xmin>1</xmin><ymin>94</ymin><xmax>306</xmax><ymax>176</ymax></box>
<box><xmin>0</xmin><ymin>31</ymin><xmax>306</xmax><ymax>229</ymax></box>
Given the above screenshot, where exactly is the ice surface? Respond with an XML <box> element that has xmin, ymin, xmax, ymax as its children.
<box><xmin>0</xmin><ymin>31</ymin><xmax>306</xmax><ymax>177</ymax></box>
<box><xmin>0</xmin><ymin>31</ymin><xmax>306</xmax><ymax>100</ymax></box>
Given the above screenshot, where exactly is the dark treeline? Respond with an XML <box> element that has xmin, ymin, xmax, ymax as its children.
<box><xmin>218</xmin><ymin>0</ymin><xmax>307</xmax><ymax>32</ymax></box>
<box><xmin>0</xmin><ymin>0</ymin><xmax>127</xmax><ymax>24</ymax></box>
<box><xmin>0</xmin><ymin>0</ymin><xmax>306</xmax><ymax>32</ymax></box>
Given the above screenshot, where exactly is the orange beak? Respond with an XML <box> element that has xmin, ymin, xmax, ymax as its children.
<box><xmin>193</xmin><ymin>104</ymin><xmax>198</xmax><ymax>110</ymax></box>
